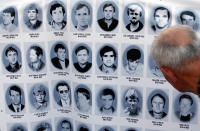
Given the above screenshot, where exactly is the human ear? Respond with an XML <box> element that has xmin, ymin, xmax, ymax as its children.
<box><xmin>160</xmin><ymin>66</ymin><xmax>178</xmax><ymax>84</ymax></box>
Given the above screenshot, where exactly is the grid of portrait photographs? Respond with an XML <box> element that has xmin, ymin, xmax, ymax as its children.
<box><xmin>0</xmin><ymin>0</ymin><xmax>199</xmax><ymax>131</ymax></box>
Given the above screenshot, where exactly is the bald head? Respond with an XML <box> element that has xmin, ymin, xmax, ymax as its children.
<box><xmin>158</xmin><ymin>25</ymin><xmax>195</xmax><ymax>46</ymax></box>
<box><xmin>151</xmin><ymin>25</ymin><xmax>200</xmax><ymax>69</ymax></box>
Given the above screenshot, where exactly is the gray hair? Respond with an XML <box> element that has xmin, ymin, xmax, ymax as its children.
<box><xmin>151</xmin><ymin>25</ymin><xmax>200</xmax><ymax>70</ymax></box>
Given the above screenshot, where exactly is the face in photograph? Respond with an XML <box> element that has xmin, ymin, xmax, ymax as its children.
<box><xmin>124</xmin><ymin>88</ymin><xmax>141</xmax><ymax>116</ymax></box>
<box><xmin>154</xmin><ymin>8</ymin><xmax>169</xmax><ymax>28</ymax></box>
<box><xmin>32</xmin><ymin>84</ymin><xmax>48</xmax><ymax>110</ymax></box>
<box><xmin>28</xmin><ymin>45</ymin><xmax>45</xmax><ymax>72</ymax></box>
<box><xmin>74</xmin><ymin>45</ymin><xmax>92</xmax><ymax>73</ymax></box>
<box><xmin>56</xmin><ymin>48</ymin><xmax>66</xmax><ymax>61</ymax></box>
<box><xmin>8</xmin><ymin>85</ymin><xmax>25</xmax><ymax>113</ymax></box>
<box><xmin>150</xmin><ymin>93</ymin><xmax>167</xmax><ymax>119</ymax></box>
<box><xmin>2</xmin><ymin>11</ymin><xmax>14</xmax><ymax>25</ymax></box>
<box><xmin>180</xmin><ymin>11</ymin><xmax>195</xmax><ymax>29</ymax></box>
<box><xmin>128</xmin><ymin>8</ymin><xmax>141</xmax><ymax>25</ymax></box>
<box><xmin>0</xmin><ymin>7</ymin><xmax>17</xmax><ymax>33</ymax></box>
<box><xmin>99</xmin><ymin>88</ymin><xmax>115</xmax><ymax>115</ymax></box>
<box><xmin>76</xmin><ymin>48</ymin><xmax>89</xmax><ymax>65</ymax></box>
<box><xmin>51</xmin><ymin>43</ymin><xmax>69</xmax><ymax>70</ymax></box>
<box><xmin>103</xmin><ymin>5</ymin><xmax>115</xmax><ymax>20</ymax></box>
<box><xmin>49</xmin><ymin>3</ymin><xmax>66</xmax><ymax>30</ymax></box>
<box><xmin>102</xmin><ymin>51</ymin><xmax>115</xmax><ymax>67</ymax></box>
<box><xmin>58</xmin><ymin>85</ymin><xmax>70</xmax><ymax>101</ymax></box>
<box><xmin>99</xmin><ymin>45</ymin><xmax>117</xmax><ymax>73</ymax></box>
<box><xmin>60</xmin><ymin>120</ymin><xmax>72</xmax><ymax>131</ymax></box>
<box><xmin>4</xmin><ymin>46</ymin><xmax>22</xmax><ymax>73</ymax></box>
<box><xmin>74</xmin><ymin>3</ymin><xmax>91</xmax><ymax>30</ymax></box>
<box><xmin>177</xmin><ymin>94</ymin><xmax>194</xmax><ymax>122</ymax></box>
<box><xmin>51</xmin><ymin>7</ymin><xmax>64</xmax><ymax>23</ymax></box>
<box><xmin>25</xmin><ymin>4</ymin><xmax>42</xmax><ymax>30</ymax></box>
<box><xmin>56</xmin><ymin>81</ymin><xmax>71</xmax><ymax>108</ymax></box>
<box><xmin>28</xmin><ymin>9</ymin><xmax>37</xmax><ymax>21</ymax></box>
<box><xmin>76</xmin><ymin>86</ymin><xmax>91</xmax><ymax>113</ymax></box>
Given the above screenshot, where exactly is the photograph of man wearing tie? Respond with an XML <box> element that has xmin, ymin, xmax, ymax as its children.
<box><xmin>8</xmin><ymin>85</ymin><xmax>25</xmax><ymax>113</ymax></box>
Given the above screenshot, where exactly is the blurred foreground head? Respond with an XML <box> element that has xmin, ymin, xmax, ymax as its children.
<box><xmin>151</xmin><ymin>25</ymin><xmax>200</xmax><ymax>96</ymax></box>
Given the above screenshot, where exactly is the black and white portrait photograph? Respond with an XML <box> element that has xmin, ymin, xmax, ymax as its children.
<box><xmin>47</xmin><ymin>0</ymin><xmax>67</xmax><ymax>31</ymax></box>
<box><xmin>53</xmin><ymin>80</ymin><xmax>72</xmax><ymax>109</ymax></box>
<box><xmin>123</xmin><ymin>3</ymin><xmax>145</xmax><ymax>33</ymax></box>
<box><xmin>146</xmin><ymin>45</ymin><xmax>164</xmax><ymax>78</ymax></box>
<box><xmin>50</xmin><ymin>41</ymin><xmax>69</xmax><ymax>71</ymax></box>
<box><xmin>55</xmin><ymin>117</ymin><xmax>73</xmax><ymax>131</ymax></box>
<box><xmin>96</xmin><ymin>85</ymin><xmax>117</xmax><ymax>116</ymax></box>
<box><xmin>72</xmin><ymin>43</ymin><xmax>92</xmax><ymax>73</ymax></box>
<box><xmin>173</xmin><ymin>92</ymin><xmax>197</xmax><ymax>123</ymax></box>
<box><xmin>121</xmin><ymin>87</ymin><xmax>143</xmax><ymax>118</ymax></box>
<box><xmin>0</xmin><ymin>6</ymin><xmax>18</xmax><ymax>33</ymax></box>
<box><xmin>71</xmin><ymin>0</ymin><xmax>92</xmax><ymax>32</ymax></box>
<box><xmin>121</xmin><ymin>44</ymin><xmax>144</xmax><ymax>77</ymax></box>
<box><xmin>8</xmin><ymin>123</ymin><xmax>27</xmax><ymax>131</ymax></box>
<box><xmin>97</xmin><ymin>1</ymin><xmax>119</xmax><ymax>32</ymax></box>
<box><xmin>26</xmin><ymin>44</ymin><xmax>46</xmax><ymax>73</ymax></box>
<box><xmin>96</xmin><ymin>125</ymin><xmax>116</xmax><ymax>131</ymax></box>
<box><xmin>146</xmin><ymin>89</ymin><xmax>169</xmax><ymax>120</ymax></box>
<box><xmin>74</xmin><ymin>83</ymin><xmax>92</xmax><ymax>114</ymax></box>
<box><xmin>96</xmin><ymin>44</ymin><xmax>118</xmax><ymax>75</ymax></box>
<box><xmin>75</xmin><ymin>121</ymin><xmax>91</xmax><ymax>131</ymax></box>
<box><xmin>177</xmin><ymin>9</ymin><xmax>199</xmax><ymax>31</ymax></box>
<box><xmin>32</xmin><ymin>120</ymin><xmax>52</xmax><ymax>131</ymax></box>
<box><xmin>2</xmin><ymin>44</ymin><xmax>22</xmax><ymax>73</ymax></box>
<box><xmin>150</xmin><ymin>5</ymin><xmax>171</xmax><ymax>34</ymax></box>
<box><xmin>28</xmin><ymin>83</ymin><xmax>49</xmax><ymax>112</ymax></box>
<box><xmin>5</xmin><ymin>84</ymin><xmax>25</xmax><ymax>113</ymax></box>
<box><xmin>23</xmin><ymin>3</ymin><xmax>43</xmax><ymax>31</ymax></box>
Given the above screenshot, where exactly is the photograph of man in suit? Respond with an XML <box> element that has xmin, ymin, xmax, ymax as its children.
<box><xmin>25</xmin><ymin>3</ymin><xmax>42</xmax><ymax>30</ymax></box>
<box><xmin>73</xmin><ymin>45</ymin><xmax>92</xmax><ymax>73</ymax></box>
<box><xmin>56</xmin><ymin>81</ymin><xmax>71</xmax><ymax>109</ymax></box>
<box><xmin>8</xmin><ymin>85</ymin><xmax>25</xmax><ymax>113</ymax></box>
<box><xmin>126</xmin><ymin>4</ymin><xmax>144</xmax><ymax>32</ymax></box>
<box><xmin>4</xmin><ymin>46</ymin><xmax>21</xmax><ymax>73</ymax></box>
<box><xmin>98</xmin><ymin>3</ymin><xmax>118</xmax><ymax>31</ymax></box>
<box><xmin>51</xmin><ymin>43</ymin><xmax>69</xmax><ymax>70</ymax></box>
<box><xmin>49</xmin><ymin>2</ymin><xmax>66</xmax><ymax>30</ymax></box>
<box><xmin>0</xmin><ymin>7</ymin><xmax>17</xmax><ymax>33</ymax></box>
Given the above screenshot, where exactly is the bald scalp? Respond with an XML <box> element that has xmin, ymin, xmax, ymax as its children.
<box><xmin>158</xmin><ymin>25</ymin><xmax>194</xmax><ymax>46</ymax></box>
<box><xmin>151</xmin><ymin>25</ymin><xmax>200</xmax><ymax>69</ymax></box>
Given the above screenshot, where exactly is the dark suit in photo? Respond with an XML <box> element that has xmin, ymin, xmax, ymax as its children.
<box><xmin>126</xmin><ymin>21</ymin><xmax>143</xmax><ymax>32</ymax></box>
<box><xmin>8</xmin><ymin>104</ymin><xmax>25</xmax><ymax>112</ymax></box>
<box><xmin>6</xmin><ymin>62</ymin><xmax>21</xmax><ymax>73</ymax></box>
<box><xmin>98</xmin><ymin>18</ymin><xmax>118</xmax><ymax>31</ymax></box>
<box><xmin>74</xmin><ymin>62</ymin><xmax>92</xmax><ymax>73</ymax></box>
<box><xmin>51</xmin><ymin>57</ymin><xmax>69</xmax><ymax>70</ymax></box>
